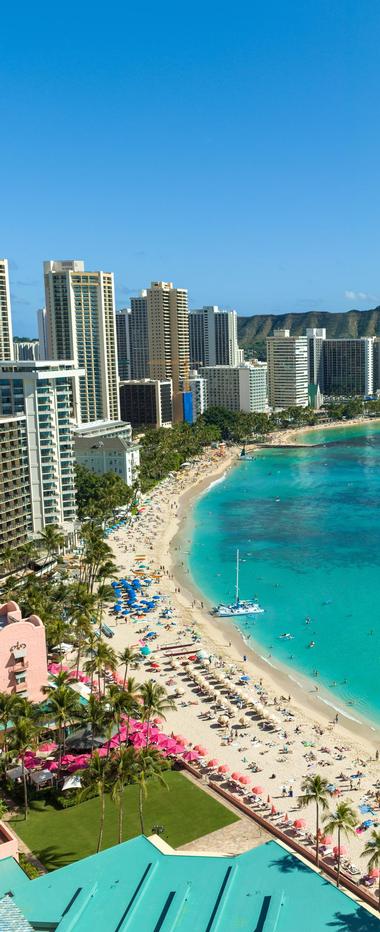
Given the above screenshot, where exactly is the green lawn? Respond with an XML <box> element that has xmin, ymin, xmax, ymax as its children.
<box><xmin>11</xmin><ymin>771</ymin><xmax>238</xmax><ymax>870</ymax></box>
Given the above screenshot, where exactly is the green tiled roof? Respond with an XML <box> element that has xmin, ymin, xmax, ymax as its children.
<box><xmin>0</xmin><ymin>838</ymin><xmax>378</xmax><ymax>930</ymax></box>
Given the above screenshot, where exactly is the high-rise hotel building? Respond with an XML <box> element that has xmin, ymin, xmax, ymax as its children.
<box><xmin>0</xmin><ymin>259</ymin><xmax>13</xmax><ymax>359</ymax></box>
<box><xmin>146</xmin><ymin>281</ymin><xmax>189</xmax><ymax>422</ymax></box>
<box><xmin>189</xmin><ymin>306</ymin><xmax>240</xmax><ymax>369</ymax></box>
<box><xmin>44</xmin><ymin>260</ymin><xmax>120</xmax><ymax>423</ymax></box>
<box><xmin>0</xmin><ymin>360</ymin><xmax>82</xmax><ymax>544</ymax></box>
<box><xmin>266</xmin><ymin>330</ymin><xmax>309</xmax><ymax>408</ymax></box>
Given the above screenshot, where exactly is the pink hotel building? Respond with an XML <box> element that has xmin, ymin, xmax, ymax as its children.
<box><xmin>0</xmin><ymin>601</ymin><xmax>48</xmax><ymax>701</ymax></box>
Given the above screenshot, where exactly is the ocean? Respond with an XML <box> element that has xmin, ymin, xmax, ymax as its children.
<box><xmin>188</xmin><ymin>422</ymin><xmax>380</xmax><ymax>729</ymax></box>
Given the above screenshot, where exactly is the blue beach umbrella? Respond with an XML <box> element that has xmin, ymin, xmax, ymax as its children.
<box><xmin>240</xmin><ymin>675</ymin><xmax>250</xmax><ymax>682</ymax></box>
<box><xmin>140</xmin><ymin>645</ymin><xmax>151</xmax><ymax>656</ymax></box>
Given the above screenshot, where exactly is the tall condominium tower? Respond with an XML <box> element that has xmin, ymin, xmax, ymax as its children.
<box><xmin>0</xmin><ymin>360</ymin><xmax>83</xmax><ymax>542</ymax></box>
<box><xmin>130</xmin><ymin>292</ymin><xmax>149</xmax><ymax>379</ymax></box>
<box><xmin>0</xmin><ymin>414</ymin><xmax>32</xmax><ymax>548</ymax></box>
<box><xmin>115</xmin><ymin>309</ymin><xmax>131</xmax><ymax>381</ymax></box>
<box><xmin>37</xmin><ymin>308</ymin><xmax>48</xmax><ymax>360</ymax></box>
<box><xmin>146</xmin><ymin>281</ymin><xmax>189</xmax><ymax>421</ymax></box>
<box><xmin>189</xmin><ymin>306</ymin><xmax>240</xmax><ymax>368</ymax></box>
<box><xmin>44</xmin><ymin>260</ymin><xmax>120</xmax><ymax>423</ymax></box>
<box><xmin>266</xmin><ymin>330</ymin><xmax>309</xmax><ymax>408</ymax></box>
<box><xmin>0</xmin><ymin>259</ymin><xmax>13</xmax><ymax>359</ymax></box>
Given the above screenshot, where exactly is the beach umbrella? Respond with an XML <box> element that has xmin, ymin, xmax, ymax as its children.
<box><xmin>239</xmin><ymin>775</ymin><xmax>251</xmax><ymax>786</ymax></box>
<box><xmin>231</xmin><ymin>772</ymin><xmax>242</xmax><ymax>782</ymax></box>
<box><xmin>333</xmin><ymin>845</ymin><xmax>348</xmax><ymax>857</ymax></box>
<box><xmin>183</xmin><ymin>750</ymin><xmax>200</xmax><ymax>762</ymax></box>
<box><xmin>173</xmin><ymin>735</ymin><xmax>187</xmax><ymax>746</ymax></box>
<box><xmin>294</xmin><ymin>818</ymin><xmax>306</xmax><ymax>829</ymax></box>
<box><xmin>37</xmin><ymin>741</ymin><xmax>58</xmax><ymax>755</ymax></box>
<box><xmin>369</xmin><ymin>868</ymin><xmax>380</xmax><ymax>878</ymax></box>
<box><xmin>271</xmin><ymin>805</ymin><xmax>277</xmax><ymax>815</ymax></box>
<box><xmin>240</xmin><ymin>675</ymin><xmax>250</xmax><ymax>682</ymax></box>
<box><xmin>140</xmin><ymin>645</ymin><xmax>151</xmax><ymax>656</ymax></box>
<box><xmin>320</xmin><ymin>834</ymin><xmax>333</xmax><ymax>845</ymax></box>
<box><xmin>252</xmin><ymin>785</ymin><xmax>264</xmax><ymax>795</ymax></box>
<box><xmin>218</xmin><ymin>764</ymin><xmax>229</xmax><ymax>774</ymax></box>
<box><xmin>207</xmin><ymin>759</ymin><xmax>219</xmax><ymax>769</ymax></box>
<box><xmin>195</xmin><ymin>746</ymin><xmax>207</xmax><ymax>757</ymax></box>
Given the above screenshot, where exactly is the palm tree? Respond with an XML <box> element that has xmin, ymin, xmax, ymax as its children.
<box><xmin>38</xmin><ymin>524</ymin><xmax>65</xmax><ymax>566</ymax></box>
<box><xmin>11</xmin><ymin>717</ymin><xmax>38</xmax><ymax>819</ymax></box>
<box><xmin>97</xmin><ymin>642</ymin><xmax>117</xmax><ymax>694</ymax></box>
<box><xmin>110</xmin><ymin>746</ymin><xmax>136</xmax><ymax>843</ymax></box>
<box><xmin>139</xmin><ymin>681</ymin><xmax>176</xmax><ymax>746</ymax></box>
<box><xmin>122</xmin><ymin>677</ymin><xmax>141</xmax><ymax>741</ymax></box>
<box><xmin>96</xmin><ymin>581</ymin><xmax>116</xmax><ymax>634</ymax></box>
<box><xmin>79</xmin><ymin>752</ymin><xmax>110</xmax><ymax>853</ymax></box>
<box><xmin>118</xmin><ymin>647</ymin><xmax>139</xmax><ymax>688</ymax></box>
<box><xmin>0</xmin><ymin>693</ymin><xmax>24</xmax><ymax>756</ymax></box>
<box><xmin>0</xmin><ymin>545</ymin><xmax>17</xmax><ymax>575</ymax></box>
<box><xmin>361</xmin><ymin>830</ymin><xmax>380</xmax><ymax>910</ymax></box>
<box><xmin>133</xmin><ymin>747</ymin><xmax>168</xmax><ymax>835</ymax></box>
<box><xmin>298</xmin><ymin>774</ymin><xmax>330</xmax><ymax>866</ymax></box>
<box><xmin>43</xmin><ymin>686</ymin><xmax>81</xmax><ymax>769</ymax></box>
<box><xmin>81</xmin><ymin>694</ymin><xmax>107</xmax><ymax>752</ymax></box>
<box><xmin>323</xmin><ymin>801</ymin><xmax>358</xmax><ymax>886</ymax></box>
<box><xmin>73</xmin><ymin>614</ymin><xmax>92</xmax><ymax>679</ymax></box>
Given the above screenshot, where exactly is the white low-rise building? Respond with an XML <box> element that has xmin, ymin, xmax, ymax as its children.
<box><xmin>74</xmin><ymin>419</ymin><xmax>139</xmax><ymax>486</ymax></box>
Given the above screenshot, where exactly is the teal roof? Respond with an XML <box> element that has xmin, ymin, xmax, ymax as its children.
<box><xmin>0</xmin><ymin>838</ymin><xmax>378</xmax><ymax>931</ymax></box>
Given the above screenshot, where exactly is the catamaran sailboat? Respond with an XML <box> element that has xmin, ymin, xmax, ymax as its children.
<box><xmin>213</xmin><ymin>550</ymin><xmax>264</xmax><ymax>617</ymax></box>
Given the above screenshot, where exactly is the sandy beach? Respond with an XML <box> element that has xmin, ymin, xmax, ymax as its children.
<box><xmin>100</xmin><ymin>436</ymin><xmax>380</xmax><ymax>872</ymax></box>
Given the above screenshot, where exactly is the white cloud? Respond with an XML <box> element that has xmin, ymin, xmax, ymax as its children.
<box><xmin>344</xmin><ymin>290</ymin><xmax>375</xmax><ymax>302</ymax></box>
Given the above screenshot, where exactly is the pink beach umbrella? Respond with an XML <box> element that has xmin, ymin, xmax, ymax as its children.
<box><xmin>207</xmin><ymin>759</ymin><xmax>219</xmax><ymax>769</ymax></box>
<box><xmin>160</xmin><ymin>738</ymin><xmax>177</xmax><ymax>752</ymax></box>
<box><xmin>239</xmin><ymin>775</ymin><xmax>251</xmax><ymax>786</ymax></box>
<box><xmin>294</xmin><ymin>818</ymin><xmax>306</xmax><ymax>829</ymax></box>
<box><xmin>271</xmin><ymin>805</ymin><xmax>278</xmax><ymax>815</ymax></box>
<box><xmin>320</xmin><ymin>834</ymin><xmax>333</xmax><ymax>845</ymax></box>
<box><xmin>45</xmin><ymin>761</ymin><xmax>58</xmax><ymax>772</ymax></box>
<box><xmin>252</xmin><ymin>785</ymin><xmax>264</xmax><ymax>795</ymax></box>
<box><xmin>218</xmin><ymin>764</ymin><xmax>229</xmax><ymax>774</ymax></box>
<box><xmin>333</xmin><ymin>845</ymin><xmax>348</xmax><ymax>857</ymax></box>
<box><xmin>231</xmin><ymin>772</ymin><xmax>242</xmax><ymax>782</ymax></box>
<box><xmin>38</xmin><ymin>742</ymin><xmax>58</xmax><ymax>754</ymax></box>
<box><xmin>194</xmin><ymin>746</ymin><xmax>207</xmax><ymax>757</ymax></box>
<box><xmin>183</xmin><ymin>750</ymin><xmax>200</xmax><ymax>762</ymax></box>
<box><xmin>369</xmin><ymin>868</ymin><xmax>380</xmax><ymax>878</ymax></box>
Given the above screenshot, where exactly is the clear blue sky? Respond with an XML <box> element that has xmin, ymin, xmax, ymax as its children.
<box><xmin>2</xmin><ymin>0</ymin><xmax>380</xmax><ymax>335</ymax></box>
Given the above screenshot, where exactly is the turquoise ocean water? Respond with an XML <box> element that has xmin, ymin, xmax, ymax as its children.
<box><xmin>188</xmin><ymin>423</ymin><xmax>380</xmax><ymax>729</ymax></box>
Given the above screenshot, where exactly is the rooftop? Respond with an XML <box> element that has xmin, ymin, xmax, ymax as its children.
<box><xmin>0</xmin><ymin>836</ymin><xmax>376</xmax><ymax>931</ymax></box>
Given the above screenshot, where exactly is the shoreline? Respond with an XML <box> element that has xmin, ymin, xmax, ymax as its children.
<box><xmin>265</xmin><ymin>414</ymin><xmax>380</xmax><ymax>447</ymax></box>
<box><xmin>170</xmin><ymin>454</ymin><xmax>380</xmax><ymax>752</ymax></box>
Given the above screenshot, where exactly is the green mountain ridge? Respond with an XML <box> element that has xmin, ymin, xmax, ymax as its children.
<box><xmin>237</xmin><ymin>307</ymin><xmax>380</xmax><ymax>356</ymax></box>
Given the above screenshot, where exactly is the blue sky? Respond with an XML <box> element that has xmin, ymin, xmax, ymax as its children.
<box><xmin>2</xmin><ymin>0</ymin><xmax>380</xmax><ymax>335</ymax></box>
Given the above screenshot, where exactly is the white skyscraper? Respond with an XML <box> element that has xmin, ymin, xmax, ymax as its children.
<box><xmin>0</xmin><ymin>259</ymin><xmax>14</xmax><ymax>359</ymax></box>
<box><xmin>0</xmin><ymin>360</ymin><xmax>83</xmax><ymax>541</ymax></box>
<box><xmin>266</xmin><ymin>330</ymin><xmax>309</xmax><ymax>408</ymax></box>
<box><xmin>189</xmin><ymin>306</ymin><xmax>240</xmax><ymax>368</ymax></box>
<box><xmin>44</xmin><ymin>260</ymin><xmax>120</xmax><ymax>423</ymax></box>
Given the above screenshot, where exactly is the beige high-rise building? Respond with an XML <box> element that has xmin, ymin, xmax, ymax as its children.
<box><xmin>44</xmin><ymin>260</ymin><xmax>120</xmax><ymax>423</ymax></box>
<box><xmin>146</xmin><ymin>281</ymin><xmax>189</xmax><ymax>422</ymax></box>
<box><xmin>0</xmin><ymin>259</ymin><xmax>13</xmax><ymax>360</ymax></box>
